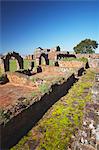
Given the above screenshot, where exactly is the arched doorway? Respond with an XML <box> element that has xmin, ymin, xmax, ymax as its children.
<box><xmin>39</xmin><ymin>53</ymin><xmax>49</xmax><ymax>65</ymax></box>
<box><xmin>3</xmin><ymin>52</ymin><xmax>23</xmax><ymax>72</ymax></box>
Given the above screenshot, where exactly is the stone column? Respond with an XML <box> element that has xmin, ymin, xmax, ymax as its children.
<box><xmin>36</xmin><ymin>58</ymin><xmax>40</xmax><ymax>66</ymax></box>
<box><xmin>0</xmin><ymin>58</ymin><xmax>5</xmax><ymax>73</ymax></box>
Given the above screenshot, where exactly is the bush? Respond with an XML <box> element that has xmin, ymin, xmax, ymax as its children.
<box><xmin>0</xmin><ymin>108</ymin><xmax>11</xmax><ymax>124</ymax></box>
<box><xmin>39</xmin><ymin>83</ymin><xmax>49</xmax><ymax>94</ymax></box>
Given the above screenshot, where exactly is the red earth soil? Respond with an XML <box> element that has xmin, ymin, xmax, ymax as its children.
<box><xmin>0</xmin><ymin>66</ymin><xmax>69</xmax><ymax>109</ymax></box>
<box><xmin>0</xmin><ymin>83</ymin><xmax>36</xmax><ymax>109</ymax></box>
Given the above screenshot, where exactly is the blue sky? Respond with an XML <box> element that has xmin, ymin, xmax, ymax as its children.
<box><xmin>1</xmin><ymin>0</ymin><xmax>99</xmax><ymax>55</ymax></box>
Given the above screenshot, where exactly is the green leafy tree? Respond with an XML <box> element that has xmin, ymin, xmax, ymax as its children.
<box><xmin>73</xmin><ymin>39</ymin><xmax>98</xmax><ymax>54</ymax></box>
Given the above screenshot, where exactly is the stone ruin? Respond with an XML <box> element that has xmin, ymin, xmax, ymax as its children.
<box><xmin>39</xmin><ymin>53</ymin><xmax>49</xmax><ymax>65</ymax></box>
<box><xmin>0</xmin><ymin>49</ymin><xmax>99</xmax><ymax>79</ymax></box>
<box><xmin>33</xmin><ymin>48</ymin><xmax>49</xmax><ymax>66</ymax></box>
<box><xmin>26</xmin><ymin>46</ymin><xmax>77</xmax><ymax>62</ymax></box>
<box><xmin>0</xmin><ymin>51</ymin><xmax>23</xmax><ymax>72</ymax></box>
<box><xmin>88</xmin><ymin>58</ymin><xmax>99</xmax><ymax>69</ymax></box>
<box><xmin>57</xmin><ymin>53</ymin><xmax>76</xmax><ymax>60</ymax></box>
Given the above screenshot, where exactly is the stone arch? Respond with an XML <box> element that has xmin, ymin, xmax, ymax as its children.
<box><xmin>3</xmin><ymin>52</ymin><xmax>23</xmax><ymax>72</ymax></box>
<box><xmin>39</xmin><ymin>53</ymin><xmax>49</xmax><ymax>65</ymax></box>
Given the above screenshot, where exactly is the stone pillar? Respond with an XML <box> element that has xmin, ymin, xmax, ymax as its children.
<box><xmin>0</xmin><ymin>58</ymin><xmax>5</xmax><ymax>73</ymax></box>
<box><xmin>29</xmin><ymin>61</ymin><xmax>34</xmax><ymax>70</ymax></box>
<box><xmin>16</xmin><ymin>60</ymin><xmax>20</xmax><ymax>70</ymax></box>
<box><xmin>36</xmin><ymin>58</ymin><xmax>40</xmax><ymax>66</ymax></box>
<box><xmin>4</xmin><ymin>58</ymin><xmax>9</xmax><ymax>71</ymax></box>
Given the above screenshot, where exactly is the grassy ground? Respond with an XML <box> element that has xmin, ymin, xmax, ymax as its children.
<box><xmin>61</xmin><ymin>57</ymin><xmax>88</xmax><ymax>63</ymax></box>
<box><xmin>9</xmin><ymin>59</ymin><xmax>32</xmax><ymax>72</ymax></box>
<box><xmin>9</xmin><ymin>59</ymin><xmax>55</xmax><ymax>72</ymax></box>
<box><xmin>0</xmin><ymin>58</ymin><xmax>87</xmax><ymax>74</ymax></box>
<box><xmin>11</xmin><ymin>69</ymin><xmax>95</xmax><ymax>150</ymax></box>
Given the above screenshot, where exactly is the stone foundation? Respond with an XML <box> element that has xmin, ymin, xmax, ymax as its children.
<box><xmin>88</xmin><ymin>58</ymin><xmax>99</xmax><ymax>68</ymax></box>
<box><xmin>6</xmin><ymin>72</ymin><xmax>35</xmax><ymax>87</ymax></box>
<box><xmin>0</xmin><ymin>74</ymin><xmax>76</xmax><ymax>149</ymax></box>
<box><xmin>58</xmin><ymin>60</ymin><xmax>85</xmax><ymax>68</ymax></box>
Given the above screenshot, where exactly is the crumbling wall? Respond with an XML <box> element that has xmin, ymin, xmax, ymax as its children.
<box><xmin>0</xmin><ymin>58</ymin><xmax>5</xmax><ymax>74</ymax></box>
<box><xmin>88</xmin><ymin>58</ymin><xmax>99</xmax><ymax>68</ymax></box>
<box><xmin>57</xmin><ymin>53</ymin><xmax>76</xmax><ymax>59</ymax></box>
<box><xmin>76</xmin><ymin>54</ymin><xmax>99</xmax><ymax>59</ymax></box>
<box><xmin>2</xmin><ymin>52</ymin><xmax>23</xmax><ymax>72</ymax></box>
<box><xmin>0</xmin><ymin>74</ymin><xmax>76</xmax><ymax>150</ymax></box>
<box><xmin>58</xmin><ymin>60</ymin><xmax>85</xmax><ymax>68</ymax></box>
<box><xmin>39</xmin><ymin>53</ymin><xmax>49</xmax><ymax>65</ymax></box>
<box><xmin>6</xmin><ymin>72</ymin><xmax>35</xmax><ymax>87</ymax></box>
<box><xmin>25</xmin><ymin>55</ymin><xmax>33</xmax><ymax>60</ymax></box>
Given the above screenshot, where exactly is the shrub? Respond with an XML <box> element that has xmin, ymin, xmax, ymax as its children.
<box><xmin>0</xmin><ymin>108</ymin><xmax>11</xmax><ymax>124</ymax></box>
<box><xmin>39</xmin><ymin>83</ymin><xmax>49</xmax><ymax>94</ymax></box>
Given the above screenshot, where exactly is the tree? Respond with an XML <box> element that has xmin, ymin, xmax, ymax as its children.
<box><xmin>73</xmin><ymin>39</ymin><xmax>98</xmax><ymax>54</ymax></box>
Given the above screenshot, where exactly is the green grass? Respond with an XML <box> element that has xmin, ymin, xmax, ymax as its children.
<box><xmin>39</xmin><ymin>83</ymin><xmax>49</xmax><ymax>94</ymax></box>
<box><xmin>24</xmin><ymin>60</ymin><xmax>32</xmax><ymax>70</ymax></box>
<box><xmin>0</xmin><ymin>59</ymin><xmax>32</xmax><ymax>74</ymax></box>
<box><xmin>9</xmin><ymin>60</ymin><xmax>17</xmax><ymax>72</ymax></box>
<box><xmin>10</xmin><ymin>69</ymin><xmax>95</xmax><ymax>150</ymax></box>
<box><xmin>0</xmin><ymin>66</ymin><xmax>4</xmax><ymax>76</ymax></box>
<box><xmin>49</xmin><ymin>60</ymin><xmax>54</xmax><ymax>66</ymax></box>
<box><xmin>0</xmin><ymin>108</ymin><xmax>11</xmax><ymax>124</ymax></box>
<box><xmin>9</xmin><ymin>59</ymin><xmax>32</xmax><ymax>72</ymax></box>
<box><xmin>61</xmin><ymin>57</ymin><xmax>88</xmax><ymax>63</ymax></box>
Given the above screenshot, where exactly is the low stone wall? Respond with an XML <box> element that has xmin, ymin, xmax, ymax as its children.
<box><xmin>69</xmin><ymin>73</ymin><xmax>99</xmax><ymax>150</ymax></box>
<box><xmin>88</xmin><ymin>58</ymin><xmax>99</xmax><ymax>68</ymax></box>
<box><xmin>25</xmin><ymin>55</ymin><xmax>33</xmax><ymax>60</ymax></box>
<box><xmin>48</xmin><ymin>51</ymin><xmax>58</xmax><ymax>60</ymax></box>
<box><xmin>58</xmin><ymin>60</ymin><xmax>85</xmax><ymax>68</ymax></box>
<box><xmin>6</xmin><ymin>72</ymin><xmax>35</xmax><ymax>87</ymax></box>
<box><xmin>0</xmin><ymin>73</ymin><xmax>76</xmax><ymax>150</ymax></box>
<box><xmin>0</xmin><ymin>74</ymin><xmax>9</xmax><ymax>84</ymax></box>
<box><xmin>0</xmin><ymin>58</ymin><xmax>5</xmax><ymax>74</ymax></box>
<box><xmin>76</xmin><ymin>54</ymin><xmax>99</xmax><ymax>59</ymax></box>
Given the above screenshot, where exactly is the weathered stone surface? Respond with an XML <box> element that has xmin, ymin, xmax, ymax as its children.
<box><xmin>0</xmin><ymin>73</ymin><xmax>76</xmax><ymax>149</ymax></box>
<box><xmin>0</xmin><ymin>58</ymin><xmax>5</xmax><ymax>73</ymax></box>
<box><xmin>1</xmin><ymin>51</ymin><xmax>24</xmax><ymax>72</ymax></box>
<box><xmin>69</xmin><ymin>72</ymin><xmax>99</xmax><ymax>150</ymax></box>
<box><xmin>6</xmin><ymin>72</ymin><xmax>35</xmax><ymax>87</ymax></box>
<box><xmin>88</xmin><ymin>58</ymin><xmax>99</xmax><ymax>68</ymax></box>
<box><xmin>76</xmin><ymin>54</ymin><xmax>99</xmax><ymax>59</ymax></box>
<box><xmin>58</xmin><ymin>60</ymin><xmax>85</xmax><ymax>68</ymax></box>
<box><xmin>0</xmin><ymin>74</ymin><xmax>9</xmax><ymax>84</ymax></box>
<box><xmin>25</xmin><ymin>55</ymin><xmax>33</xmax><ymax>60</ymax></box>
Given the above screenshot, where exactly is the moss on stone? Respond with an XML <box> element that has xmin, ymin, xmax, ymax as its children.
<box><xmin>10</xmin><ymin>69</ymin><xmax>95</xmax><ymax>150</ymax></box>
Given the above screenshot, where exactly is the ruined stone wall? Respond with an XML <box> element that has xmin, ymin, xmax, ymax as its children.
<box><xmin>58</xmin><ymin>60</ymin><xmax>85</xmax><ymax>68</ymax></box>
<box><xmin>25</xmin><ymin>55</ymin><xmax>33</xmax><ymax>60</ymax></box>
<box><xmin>48</xmin><ymin>52</ymin><xmax>76</xmax><ymax>61</ymax></box>
<box><xmin>0</xmin><ymin>58</ymin><xmax>5</xmax><ymax>74</ymax></box>
<box><xmin>0</xmin><ymin>74</ymin><xmax>76</xmax><ymax>149</ymax></box>
<box><xmin>48</xmin><ymin>51</ymin><xmax>58</xmax><ymax>60</ymax></box>
<box><xmin>6</xmin><ymin>72</ymin><xmax>35</xmax><ymax>87</ymax></box>
<box><xmin>76</xmin><ymin>54</ymin><xmax>99</xmax><ymax>59</ymax></box>
<box><xmin>48</xmin><ymin>53</ymin><xmax>99</xmax><ymax>60</ymax></box>
<box><xmin>69</xmin><ymin>73</ymin><xmax>99</xmax><ymax>150</ymax></box>
<box><xmin>2</xmin><ymin>52</ymin><xmax>24</xmax><ymax>72</ymax></box>
<box><xmin>88</xmin><ymin>58</ymin><xmax>99</xmax><ymax>69</ymax></box>
<box><xmin>25</xmin><ymin>53</ymin><xmax>99</xmax><ymax>61</ymax></box>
